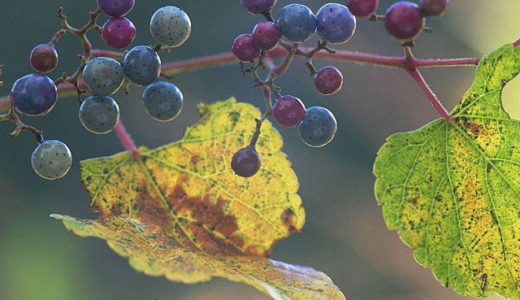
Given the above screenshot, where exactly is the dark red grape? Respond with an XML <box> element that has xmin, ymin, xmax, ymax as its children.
<box><xmin>97</xmin><ymin>0</ymin><xmax>135</xmax><ymax>17</ymax></box>
<box><xmin>240</xmin><ymin>0</ymin><xmax>276</xmax><ymax>15</ymax></box>
<box><xmin>347</xmin><ymin>0</ymin><xmax>379</xmax><ymax>18</ymax></box>
<box><xmin>384</xmin><ymin>1</ymin><xmax>425</xmax><ymax>42</ymax></box>
<box><xmin>231</xmin><ymin>147</ymin><xmax>261</xmax><ymax>177</ymax></box>
<box><xmin>232</xmin><ymin>34</ymin><xmax>260</xmax><ymax>62</ymax></box>
<box><xmin>420</xmin><ymin>0</ymin><xmax>449</xmax><ymax>17</ymax></box>
<box><xmin>252</xmin><ymin>22</ymin><xmax>281</xmax><ymax>51</ymax></box>
<box><xmin>315</xmin><ymin>66</ymin><xmax>343</xmax><ymax>96</ymax></box>
<box><xmin>272</xmin><ymin>95</ymin><xmax>306</xmax><ymax>128</ymax></box>
<box><xmin>30</xmin><ymin>44</ymin><xmax>58</xmax><ymax>73</ymax></box>
<box><xmin>102</xmin><ymin>17</ymin><xmax>136</xmax><ymax>49</ymax></box>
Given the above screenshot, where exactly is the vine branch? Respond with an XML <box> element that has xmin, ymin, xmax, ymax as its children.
<box><xmin>2</xmin><ymin>38</ymin><xmax>515</xmax><ymax>149</ymax></box>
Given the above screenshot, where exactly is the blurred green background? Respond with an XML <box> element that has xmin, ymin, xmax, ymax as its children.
<box><xmin>1</xmin><ymin>0</ymin><xmax>519</xmax><ymax>299</ymax></box>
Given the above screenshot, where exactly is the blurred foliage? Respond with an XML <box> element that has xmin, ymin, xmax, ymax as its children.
<box><xmin>1</xmin><ymin>0</ymin><xmax>520</xmax><ymax>299</ymax></box>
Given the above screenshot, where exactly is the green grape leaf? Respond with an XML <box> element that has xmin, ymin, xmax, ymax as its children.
<box><xmin>53</xmin><ymin>98</ymin><xmax>345</xmax><ymax>300</ymax></box>
<box><xmin>374</xmin><ymin>44</ymin><xmax>520</xmax><ymax>299</ymax></box>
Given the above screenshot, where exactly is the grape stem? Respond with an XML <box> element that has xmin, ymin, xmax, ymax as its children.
<box><xmin>1</xmin><ymin>39</ymin><xmax>519</xmax><ymax>149</ymax></box>
<box><xmin>0</xmin><ymin>97</ymin><xmax>43</xmax><ymax>143</ymax></box>
<box><xmin>114</xmin><ymin>121</ymin><xmax>139</xmax><ymax>157</ymax></box>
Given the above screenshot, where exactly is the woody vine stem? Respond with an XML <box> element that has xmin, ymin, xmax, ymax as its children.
<box><xmin>1</xmin><ymin>7</ymin><xmax>519</xmax><ymax>155</ymax></box>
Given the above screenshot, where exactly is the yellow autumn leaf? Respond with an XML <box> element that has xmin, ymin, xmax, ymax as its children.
<box><xmin>53</xmin><ymin>98</ymin><xmax>345</xmax><ymax>300</ymax></box>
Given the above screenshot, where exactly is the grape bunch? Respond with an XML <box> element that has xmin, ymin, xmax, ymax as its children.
<box><xmin>231</xmin><ymin>1</ymin><xmax>358</xmax><ymax>177</ymax></box>
<box><xmin>231</xmin><ymin>0</ymin><xmax>450</xmax><ymax>177</ymax></box>
<box><xmin>8</xmin><ymin>0</ymin><xmax>192</xmax><ymax>180</ymax></box>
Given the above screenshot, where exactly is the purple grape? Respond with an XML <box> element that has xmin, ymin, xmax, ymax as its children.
<box><xmin>316</xmin><ymin>3</ymin><xmax>356</xmax><ymax>44</ymax></box>
<box><xmin>102</xmin><ymin>17</ymin><xmax>136</xmax><ymax>49</ymax></box>
<box><xmin>252</xmin><ymin>22</ymin><xmax>281</xmax><ymax>51</ymax></box>
<box><xmin>277</xmin><ymin>4</ymin><xmax>317</xmax><ymax>43</ymax></box>
<box><xmin>272</xmin><ymin>95</ymin><xmax>306</xmax><ymax>128</ymax></box>
<box><xmin>11</xmin><ymin>74</ymin><xmax>57</xmax><ymax>116</ymax></box>
<box><xmin>420</xmin><ymin>0</ymin><xmax>449</xmax><ymax>17</ymax></box>
<box><xmin>385</xmin><ymin>1</ymin><xmax>425</xmax><ymax>41</ymax></box>
<box><xmin>297</xmin><ymin>106</ymin><xmax>337</xmax><ymax>147</ymax></box>
<box><xmin>240</xmin><ymin>0</ymin><xmax>277</xmax><ymax>15</ymax></box>
<box><xmin>347</xmin><ymin>0</ymin><xmax>379</xmax><ymax>18</ymax></box>
<box><xmin>30</xmin><ymin>44</ymin><xmax>58</xmax><ymax>73</ymax></box>
<box><xmin>315</xmin><ymin>66</ymin><xmax>343</xmax><ymax>95</ymax></box>
<box><xmin>231</xmin><ymin>147</ymin><xmax>261</xmax><ymax>177</ymax></box>
<box><xmin>232</xmin><ymin>34</ymin><xmax>260</xmax><ymax>62</ymax></box>
<box><xmin>97</xmin><ymin>0</ymin><xmax>135</xmax><ymax>17</ymax></box>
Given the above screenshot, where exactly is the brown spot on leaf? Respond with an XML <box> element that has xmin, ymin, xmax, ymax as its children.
<box><xmin>167</xmin><ymin>184</ymin><xmax>243</xmax><ymax>255</ymax></box>
<box><xmin>463</xmin><ymin>121</ymin><xmax>483</xmax><ymax>136</ymax></box>
<box><xmin>136</xmin><ymin>188</ymin><xmax>173</xmax><ymax>228</ymax></box>
<box><xmin>190</xmin><ymin>155</ymin><xmax>200</xmax><ymax>164</ymax></box>
<box><xmin>281</xmin><ymin>208</ymin><xmax>297</xmax><ymax>234</ymax></box>
<box><xmin>111</xmin><ymin>203</ymin><xmax>123</xmax><ymax>217</ymax></box>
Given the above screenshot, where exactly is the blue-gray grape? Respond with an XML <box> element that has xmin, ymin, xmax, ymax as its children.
<box><xmin>316</xmin><ymin>3</ymin><xmax>356</xmax><ymax>44</ymax></box>
<box><xmin>150</xmin><ymin>6</ymin><xmax>191</xmax><ymax>47</ymax></box>
<box><xmin>83</xmin><ymin>57</ymin><xmax>124</xmax><ymax>96</ymax></box>
<box><xmin>123</xmin><ymin>46</ymin><xmax>161</xmax><ymax>86</ymax></box>
<box><xmin>31</xmin><ymin>140</ymin><xmax>72</xmax><ymax>180</ymax></box>
<box><xmin>297</xmin><ymin>106</ymin><xmax>337</xmax><ymax>147</ymax></box>
<box><xmin>142</xmin><ymin>81</ymin><xmax>183</xmax><ymax>122</ymax></box>
<box><xmin>11</xmin><ymin>73</ymin><xmax>57</xmax><ymax>116</ymax></box>
<box><xmin>79</xmin><ymin>95</ymin><xmax>120</xmax><ymax>134</ymax></box>
<box><xmin>277</xmin><ymin>4</ymin><xmax>317</xmax><ymax>43</ymax></box>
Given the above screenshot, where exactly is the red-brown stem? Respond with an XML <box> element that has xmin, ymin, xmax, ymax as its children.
<box><xmin>413</xmin><ymin>57</ymin><xmax>481</xmax><ymax>68</ymax></box>
<box><xmin>114</xmin><ymin>121</ymin><xmax>139</xmax><ymax>156</ymax></box>
<box><xmin>0</xmin><ymin>45</ymin><xmax>492</xmax><ymax>143</ymax></box>
<box><xmin>407</xmin><ymin>69</ymin><xmax>452</xmax><ymax>122</ymax></box>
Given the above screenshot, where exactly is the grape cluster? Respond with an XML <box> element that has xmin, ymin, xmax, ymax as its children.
<box><xmin>231</xmin><ymin>1</ymin><xmax>355</xmax><ymax>177</ymax></box>
<box><xmin>231</xmin><ymin>0</ymin><xmax>451</xmax><ymax>177</ymax></box>
<box><xmin>9</xmin><ymin>0</ymin><xmax>191</xmax><ymax>180</ymax></box>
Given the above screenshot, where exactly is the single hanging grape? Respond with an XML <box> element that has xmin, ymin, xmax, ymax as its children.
<box><xmin>277</xmin><ymin>4</ymin><xmax>317</xmax><ymax>43</ymax></box>
<box><xmin>142</xmin><ymin>82</ymin><xmax>184</xmax><ymax>122</ymax></box>
<box><xmin>123</xmin><ymin>46</ymin><xmax>162</xmax><ymax>86</ymax></box>
<box><xmin>30</xmin><ymin>44</ymin><xmax>58</xmax><ymax>73</ymax></box>
<box><xmin>31</xmin><ymin>140</ymin><xmax>72</xmax><ymax>180</ymax></box>
<box><xmin>79</xmin><ymin>96</ymin><xmax>120</xmax><ymax>134</ymax></box>
<box><xmin>272</xmin><ymin>95</ymin><xmax>306</xmax><ymax>128</ymax></box>
<box><xmin>420</xmin><ymin>0</ymin><xmax>449</xmax><ymax>17</ymax></box>
<box><xmin>347</xmin><ymin>0</ymin><xmax>379</xmax><ymax>18</ymax></box>
<box><xmin>150</xmin><ymin>6</ymin><xmax>191</xmax><ymax>47</ymax></box>
<box><xmin>252</xmin><ymin>22</ymin><xmax>281</xmax><ymax>51</ymax></box>
<box><xmin>232</xmin><ymin>34</ymin><xmax>260</xmax><ymax>61</ymax></box>
<box><xmin>83</xmin><ymin>57</ymin><xmax>124</xmax><ymax>96</ymax></box>
<box><xmin>11</xmin><ymin>74</ymin><xmax>57</xmax><ymax>116</ymax></box>
<box><xmin>316</xmin><ymin>3</ymin><xmax>356</xmax><ymax>44</ymax></box>
<box><xmin>240</xmin><ymin>0</ymin><xmax>277</xmax><ymax>15</ymax></box>
<box><xmin>102</xmin><ymin>17</ymin><xmax>136</xmax><ymax>49</ymax></box>
<box><xmin>231</xmin><ymin>146</ymin><xmax>261</xmax><ymax>177</ymax></box>
<box><xmin>297</xmin><ymin>106</ymin><xmax>337</xmax><ymax>147</ymax></box>
<box><xmin>384</xmin><ymin>1</ymin><xmax>425</xmax><ymax>42</ymax></box>
<box><xmin>314</xmin><ymin>66</ymin><xmax>344</xmax><ymax>96</ymax></box>
<box><xmin>97</xmin><ymin>0</ymin><xmax>135</xmax><ymax>17</ymax></box>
